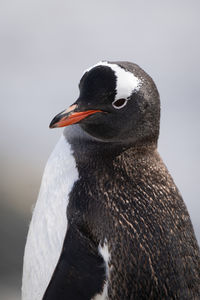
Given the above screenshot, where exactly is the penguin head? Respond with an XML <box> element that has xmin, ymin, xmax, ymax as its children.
<box><xmin>50</xmin><ymin>61</ymin><xmax>160</xmax><ymax>145</ymax></box>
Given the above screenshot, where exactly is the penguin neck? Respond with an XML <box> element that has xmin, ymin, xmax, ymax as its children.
<box><xmin>63</xmin><ymin>125</ymin><xmax>157</xmax><ymax>162</ymax></box>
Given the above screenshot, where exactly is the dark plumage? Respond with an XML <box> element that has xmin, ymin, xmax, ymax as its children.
<box><xmin>43</xmin><ymin>61</ymin><xmax>200</xmax><ymax>299</ymax></box>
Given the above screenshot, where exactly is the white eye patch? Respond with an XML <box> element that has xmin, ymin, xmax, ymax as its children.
<box><xmin>84</xmin><ymin>61</ymin><xmax>141</xmax><ymax>101</ymax></box>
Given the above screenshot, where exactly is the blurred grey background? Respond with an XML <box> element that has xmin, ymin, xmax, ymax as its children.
<box><xmin>0</xmin><ymin>0</ymin><xmax>200</xmax><ymax>299</ymax></box>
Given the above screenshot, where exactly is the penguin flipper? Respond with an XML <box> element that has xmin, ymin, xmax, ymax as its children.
<box><xmin>43</xmin><ymin>224</ymin><xmax>106</xmax><ymax>300</ymax></box>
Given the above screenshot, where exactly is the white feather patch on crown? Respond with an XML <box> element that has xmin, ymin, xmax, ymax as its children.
<box><xmin>84</xmin><ymin>61</ymin><xmax>141</xmax><ymax>100</ymax></box>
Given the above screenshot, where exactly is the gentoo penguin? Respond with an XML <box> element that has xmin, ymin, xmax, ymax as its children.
<box><xmin>22</xmin><ymin>61</ymin><xmax>200</xmax><ymax>300</ymax></box>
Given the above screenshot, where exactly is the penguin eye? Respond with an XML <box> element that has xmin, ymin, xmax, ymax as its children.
<box><xmin>112</xmin><ymin>98</ymin><xmax>128</xmax><ymax>109</ymax></box>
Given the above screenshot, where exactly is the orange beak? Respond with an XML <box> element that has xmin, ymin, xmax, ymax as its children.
<box><xmin>49</xmin><ymin>104</ymin><xmax>102</xmax><ymax>128</ymax></box>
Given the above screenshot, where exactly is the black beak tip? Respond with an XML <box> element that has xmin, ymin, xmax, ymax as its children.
<box><xmin>49</xmin><ymin>116</ymin><xmax>58</xmax><ymax>129</ymax></box>
<box><xmin>49</xmin><ymin>123</ymin><xmax>55</xmax><ymax>129</ymax></box>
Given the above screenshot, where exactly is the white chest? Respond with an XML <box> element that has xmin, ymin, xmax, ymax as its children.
<box><xmin>22</xmin><ymin>134</ymin><xmax>79</xmax><ymax>300</ymax></box>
